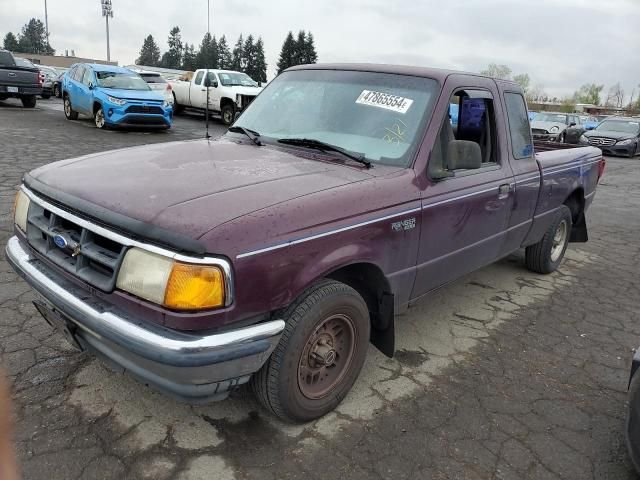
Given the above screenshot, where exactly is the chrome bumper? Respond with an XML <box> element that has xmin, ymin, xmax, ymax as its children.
<box><xmin>6</xmin><ymin>236</ymin><xmax>285</xmax><ymax>402</ymax></box>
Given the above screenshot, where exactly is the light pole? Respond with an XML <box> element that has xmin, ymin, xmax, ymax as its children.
<box><xmin>205</xmin><ymin>0</ymin><xmax>211</xmax><ymax>138</ymax></box>
<box><xmin>44</xmin><ymin>0</ymin><xmax>49</xmax><ymax>41</ymax></box>
<box><xmin>101</xmin><ymin>0</ymin><xmax>113</xmax><ymax>62</ymax></box>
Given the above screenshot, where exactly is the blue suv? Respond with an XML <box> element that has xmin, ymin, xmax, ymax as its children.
<box><xmin>62</xmin><ymin>64</ymin><xmax>172</xmax><ymax>129</ymax></box>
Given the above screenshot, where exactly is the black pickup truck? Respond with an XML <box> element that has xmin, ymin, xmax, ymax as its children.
<box><xmin>0</xmin><ymin>49</ymin><xmax>42</xmax><ymax>108</ymax></box>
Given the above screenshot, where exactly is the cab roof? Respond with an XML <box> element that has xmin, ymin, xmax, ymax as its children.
<box><xmin>82</xmin><ymin>63</ymin><xmax>133</xmax><ymax>74</ymax></box>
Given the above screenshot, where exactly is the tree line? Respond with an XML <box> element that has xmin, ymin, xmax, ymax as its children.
<box><xmin>3</xmin><ymin>18</ymin><xmax>54</xmax><ymax>55</ymax></box>
<box><xmin>480</xmin><ymin>63</ymin><xmax>640</xmax><ymax>110</ymax></box>
<box><xmin>138</xmin><ymin>28</ymin><xmax>318</xmax><ymax>83</ymax></box>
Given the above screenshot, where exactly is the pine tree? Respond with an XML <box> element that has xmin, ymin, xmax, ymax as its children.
<box><xmin>231</xmin><ymin>34</ymin><xmax>244</xmax><ymax>71</ymax></box>
<box><xmin>243</xmin><ymin>34</ymin><xmax>255</xmax><ymax>77</ymax></box>
<box><xmin>292</xmin><ymin>30</ymin><xmax>306</xmax><ymax>66</ymax></box>
<box><xmin>195</xmin><ymin>33</ymin><xmax>218</xmax><ymax>69</ymax></box>
<box><xmin>182</xmin><ymin>43</ymin><xmax>197</xmax><ymax>70</ymax></box>
<box><xmin>253</xmin><ymin>37</ymin><xmax>267</xmax><ymax>83</ymax></box>
<box><xmin>276</xmin><ymin>31</ymin><xmax>295</xmax><ymax>74</ymax></box>
<box><xmin>304</xmin><ymin>32</ymin><xmax>318</xmax><ymax>64</ymax></box>
<box><xmin>16</xmin><ymin>18</ymin><xmax>54</xmax><ymax>54</ymax></box>
<box><xmin>218</xmin><ymin>35</ymin><xmax>232</xmax><ymax>69</ymax></box>
<box><xmin>160</xmin><ymin>26</ymin><xmax>183</xmax><ymax>69</ymax></box>
<box><xmin>136</xmin><ymin>35</ymin><xmax>161</xmax><ymax>66</ymax></box>
<box><xmin>3</xmin><ymin>32</ymin><xmax>19</xmax><ymax>51</ymax></box>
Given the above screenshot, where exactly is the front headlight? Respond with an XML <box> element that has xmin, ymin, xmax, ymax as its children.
<box><xmin>107</xmin><ymin>96</ymin><xmax>127</xmax><ymax>106</ymax></box>
<box><xmin>579</xmin><ymin>135</ymin><xmax>589</xmax><ymax>144</ymax></box>
<box><xmin>163</xmin><ymin>99</ymin><xmax>171</xmax><ymax>108</ymax></box>
<box><xmin>116</xmin><ymin>248</ymin><xmax>225</xmax><ymax>310</ymax></box>
<box><xmin>13</xmin><ymin>190</ymin><xmax>30</xmax><ymax>232</ymax></box>
<box><xmin>549</xmin><ymin>126</ymin><xmax>560</xmax><ymax>133</ymax></box>
<box><xmin>617</xmin><ymin>138</ymin><xmax>634</xmax><ymax>146</ymax></box>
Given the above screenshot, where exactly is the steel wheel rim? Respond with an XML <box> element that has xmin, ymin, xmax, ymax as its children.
<box><xmin>64</xmin><ymin>99</ymin><xmax>70</xmax><ymax>116</ymax></box>
<box><xmin>95</xmin><ymin>109</ymin><xmax>105</xmax><ymax>128</ymax></box>
<box><xmin>298</xmin><ymin>313</ymin><xmax>357</xmax><ymax>400</ymax></box>
<box><xmin>223</xmin><ymin>109</ymin><xmax>233</xmax><ymax>124</ymax></box>
<box><xmin>550</xmin><ymin>220</ymin><xmax>567</xmax><ymax>262</ymax></box>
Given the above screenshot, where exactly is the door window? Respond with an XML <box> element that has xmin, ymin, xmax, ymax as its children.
<box><xmin>504</xmin><ymin>92</ymin><xmax>533</xmax><ymax>159</ymax></box>
<box><xmin>429</xmin><ymin>90</ymin><xmax>498</xmax><ymax>179</ymax></box>
<box><xmin>194</xmin><ymin>71</ymin><xmax>204</xmax><ymax>86</ymax></box>
<box><xmin>82</xmin><ymin>68</ymin><xmax>93</xmax><ymax>86</ymax></box>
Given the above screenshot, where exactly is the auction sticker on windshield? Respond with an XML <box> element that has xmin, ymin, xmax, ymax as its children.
<box><xmin>356</xmin><ymin>90</ymin><xmax>413</xmax><ymax>114</ymax></box>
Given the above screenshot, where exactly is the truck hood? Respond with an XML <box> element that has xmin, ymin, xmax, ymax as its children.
<box><xmin>531</xmin><ymin>121</ymin><xmax>566</xmax><ymax>132</ymax></box>
<box><xmin>225</xmin><ymin>85</ymin><xmax>263</xmax><ymax>96</ymax></box>
<box><xmin>97</xmin><ymin>87</ymin><xmax>164</xmax><ymax>102</ymax></box>
<box><xmin>584</xmin><ymin>130</ymin><xmax>637</xmax><ymax>141</ymax></box>
<box><xmin>26</xmin><ymin>138</ymin><xmax>374</xmax><ymax>243</ymax></box>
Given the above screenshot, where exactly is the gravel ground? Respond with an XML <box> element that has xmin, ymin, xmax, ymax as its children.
<box><xmin>0</xmin><ymin>97</ymin><xmax>639</xmax><ymax>479</ymax></box>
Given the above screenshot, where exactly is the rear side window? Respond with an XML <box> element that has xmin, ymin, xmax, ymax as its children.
<box><xmin>73</xmin><ymin>66</ymin><xmax>85</xmax><ymax>82</ymax></box>
<box><xmin>504</xmin><ymin>92</ymin><xmax>533</xmax><ymax>159</ymax></box>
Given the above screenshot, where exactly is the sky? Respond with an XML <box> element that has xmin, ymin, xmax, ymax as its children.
<box><xmin>1</xmin><ymin>0</ymin><xmax>639</xmax><ymax>100</ymax></box>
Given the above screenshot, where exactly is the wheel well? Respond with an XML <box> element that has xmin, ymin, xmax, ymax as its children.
<box><xmin>220</xmin><ymin>97</ymin><xmax>235</xmax><ymax>110</ymax></box>
<box><xmin>93</xmin><ymin>101</ymin><xmax>102</xmax><ymax>114</ymax></box>
<box><xmin>326</xmin><ymin>263</ymin><xmax>395</xmax><ymax>357</ymax></box>
<box><xmin>564</xmin><ymin>188</ymin><xmax>588</xmax><ymax>242</ymax></box>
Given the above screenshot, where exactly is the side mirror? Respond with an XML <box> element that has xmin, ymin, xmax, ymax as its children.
<box><xmin>569</xmin><ymin>122</ymin><xmax>576</xmax><ymax>127</ymax></box>
<box><xmin>447</xmin><ymin>140</ymin><xmax>482</xmax><ymax>170</ymax></box>
<box><xmin>213</xmin><ymin>81</ymin><xmax>218</xmax><ymax>88</ymax></box>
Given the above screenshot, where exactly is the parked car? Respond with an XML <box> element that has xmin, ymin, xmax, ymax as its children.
<box><xmin>0</xmin><ymin>49</ymin><xmax>42</xmax><ymax>107</ymax></box>
<box><xmin>528</xmin><ymin>111</ymin><xmax>537</xmax><ymax>121</ymax></box>
<box><xmin>38</xmin><ymin>65</ymin><xmax>58</xmax><ymax>99</ymax></box>
<box><xmin>138</xmin><ymin>70</ymin><xmax>173</xmax><ymax>105</ymax></box>
<box><xmin>170</xmin><ymin>69</ymin><xmax>262</xmax><ymax>125</ymax></box>
<box><xmin>6</xmin><ymin>63</ymin><xmax>605</xmax><ymax>422</ymax></box>
<box><xmin>531</xmin><ymin>112</ymin><xmax>582</xmax><ymax>143</ymax></box>
<box><xmin>627</xmin><ymin>349</ymin><xmax>640</xmax><ymax>473</ymax></box>
<box><xmin>52</xmin><ymin>71</ymin><xmax>65</xmax><ymax>98</ymax></box>
<box><xmin>62</xmin><ymin>63</ymin><xmax>173</xmax><ymax>129</ymax></box>
<box><xmin>579</xmin><ymin>117</ymin><xmax>640</xmax><ymax>157</ymax></box>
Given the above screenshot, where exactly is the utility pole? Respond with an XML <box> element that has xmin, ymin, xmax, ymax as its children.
<box><xmin>205</xmin><ymin>0</ymin><xmax>211</xmax><ymax>138</ymax></box>
<box><xmin>101</xmin><ymin>0</ymin><xmax>114</xmax><ymax>62</ymax></box>
<box><xmin>44</xmin><ymin>0</ymin><xmax>49</xmax><ymax>41</ymax></box>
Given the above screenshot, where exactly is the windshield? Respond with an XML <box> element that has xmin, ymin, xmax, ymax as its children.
<box><xmin>534</xmin><ymin>113</ymin><xmax>567</xmax><ymax>123</ymax></box>
<box><xmin>233</xmin><ymin>69</ymin><xmax>439</xmax><ymax>167</ymax></box>
<box><xmin>96</xmin><ymin>71</ymin><xmax>150</xmax><ymax>90</ymax></box>
<box><xmin>218</xmin><ymin>72</ymin><xmax>258</xmax><ymax>87</ymax></box>
<box><xmin>596</xmin><ymin>120</ymin><xmax>640</xmax><ymax>134</ymax></box>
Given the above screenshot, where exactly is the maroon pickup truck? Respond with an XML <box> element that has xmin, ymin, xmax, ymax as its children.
<box><xmin>7</xmin><ymin>64</ymin><xmax>605</xmax><ymax>422</ymax></box>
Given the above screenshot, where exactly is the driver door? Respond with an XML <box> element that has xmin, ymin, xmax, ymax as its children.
<box><xmin>75</xmin><ymin>67</ymin><xmax>94</xmax><ymax>114</ymax></box>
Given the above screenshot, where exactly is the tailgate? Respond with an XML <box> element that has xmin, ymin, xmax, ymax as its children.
<box><xmin>0</xmin><ymin>68</ymin><xmax>39</xmax><ymax>87</ymax></box>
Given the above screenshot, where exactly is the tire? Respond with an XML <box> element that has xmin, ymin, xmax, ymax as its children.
<box><xmin>63</xmin><ymin>96</ymin><xmax>78</xmax><ymax>120</ymax></box>
<box><xmin>21</xmin><ymin>95</ymin><xmax>36</xmax><ymax>108</ymax></box>
<box><xmin>627</xmin><ymin>372</ymin><xmax>640</xmax><ymax>474</ymax></box>
<box><xmin>559</xmin><ymin>132</ymin><xmax>566</xmax><ymax>144</ymax></box>
<box><xmin>172</xmin><ymin>93</ymin><xmax>184</xmax><ymax>114</ymax></box>
<box><xmin>41</xmin><ymin>93</ymin><xmax>51</xmax><ymax>99</ymax></box>
<box><xmin>221</xmin><ymin>103</ymin><xmax>235</xmax><ymax>126</ymax></box>
<box><xmin>525</xmin><ymin>205</ymin><xmax>572</xmax><ymax>274</ymax></box>
<box><xmin>94</xmin><ymin>106</ymin><xmax>107</xmax><ymax>129</ymax></box>
<box><xmin>53</xmin><ymin>84</ymin><xmax>60</xmax><ymax>97</ymax></box>
<box><xmin>251</xmin><ymin>280</ymin><xmax>371</xmax><ymax>422</ymax></box>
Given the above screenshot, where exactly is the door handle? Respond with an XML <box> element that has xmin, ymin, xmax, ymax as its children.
<box><xmin>498</xmin><ymin>183</ymin><xmax>512</xmax><ymax>199</ymax></box>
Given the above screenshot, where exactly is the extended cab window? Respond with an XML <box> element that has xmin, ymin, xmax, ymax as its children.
<box><xmin>504</xmin><ymin>93</ymin><xmax>533</xmax><ymax>159</ymax></box>
<box><xmin>429</xmin><ymin>90</ymin><xmax>498</xmax><ymax>179</ymax></box>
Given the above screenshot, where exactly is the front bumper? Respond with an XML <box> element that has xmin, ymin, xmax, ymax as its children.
<box><xmin>104</xmin><ymin>103</ymin><xmax>173</xmax><ymax>127</ymax></box>
<box><xmin>6</xmin><ymin>236</ymin><xmax>284</xmax><ymax>402</ymax></box>
<box><xmin>532</xmin><ymin>132</ymin><xmax>562</xmax><ymax>142</ymax></box>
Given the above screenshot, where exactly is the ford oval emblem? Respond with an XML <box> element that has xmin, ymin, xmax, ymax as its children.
<box><xmin>53</xmin><ymin>234</ymin><xmax>68</xmax><ymax>249</ymax></box>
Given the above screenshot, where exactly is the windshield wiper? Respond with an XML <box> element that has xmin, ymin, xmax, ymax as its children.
<box><xmin>277</xmin><ymin>138</ymin><xmax>372</xmax><ymax>168</ymax></box>
<box><xmin>228</xmin><ymin>126</ymin><xmax>262</xmax><ymax>146</ymax></box>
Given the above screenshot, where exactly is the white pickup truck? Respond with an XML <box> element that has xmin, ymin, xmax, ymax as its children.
<box><xmin>169</xmin><ymin>69</ymin><xmax>263</xmax><ymax>125</ymax></box>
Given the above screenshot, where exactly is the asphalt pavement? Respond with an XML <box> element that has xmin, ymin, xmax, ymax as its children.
<box><xmin>0</xmin><ymin>96</ymin><xmax>639</xmax><ymax>479</ymax></box>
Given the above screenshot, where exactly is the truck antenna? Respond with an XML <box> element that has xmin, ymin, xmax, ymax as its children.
<box><xmin>205</xmin><ymin>0</ymin><xmax>211</xmax><ymax>139</ymax></box>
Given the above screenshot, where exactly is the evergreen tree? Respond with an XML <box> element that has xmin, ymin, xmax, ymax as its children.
<box><xmin>276</xmin><ymin>31</ymin><xmax>295</xmax><ymax>73</ymax></box>
<box><xmin>292</xmin><ymin>30</ymin><xmax>306</xmax><ymax>66</ymax></box>
<box><xmin>160</xmin><ymin>26</ymin><xmax>183</xmax><ymax>69</ymax></box>
<box><xmin>253</xmin><ymin>37</ymin><xmax>267</xmax><ymax>83</ymax></box>
<box><xmin>182</xmin><ymin>43</ymin><xmax>197</xmax><ymax>70</ymax></box>
<box><xmin>243</xmin><ymin>34</ymin><xmax>256</xmax><ymax>76</ymax></box>
<box><xmin>195</xmin><ymin>33</ymin><xmax>218</xmax><ymax>69</ymax></box>
<box><xmin>217</xmin><ymin>35</ymin><xmax>232</xmax><ymax>69</ymax></box>
<box><xmin>304</xmin><ymin>32</ymin><xmax>318</xmax><ymax>64</ymax></box>
<box><xmin>136</xmin><ymin>35</ymin><xmax>161</xmax><ymax>66</ymax></box>
<box><xmin>17</xmin><ymin>18</ymin><xmax>54</xmax><ymax>54</ymax></box>
<box><xmin>3</xmin><ymin>32</ymin><xmax>19</xmax><ymax>51</ymax></box>
<box><xmin>231</xmin><ymin>34</ymin><xmax>244</xmax><ymax>71</ymax></box>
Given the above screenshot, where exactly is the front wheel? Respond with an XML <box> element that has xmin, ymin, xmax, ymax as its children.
<box><xmin>221</xmin><ymin>103</ymin><xmax>235</xmax><ymax>126</ymax></box>
<box><xmin>63</xmin><ymin>96</ymin><xmax>78</xmax><ymax>119</ymax></box>
<box><xmin>53</xmin><ymin>84</ymin><xmax>60</xmax><ymax>97</ymax></box>
<box><xmin>251</xmin><ymin>280</ymin><xmax>370</xmax><ymax>422</ymax></box>
<box><xmin>21</xmin><ymin>95</ymin><xmax>36</xmax><ymax>108</ymax></box>
<box><xmin>94</xmin><ymin>106</ymin><xmax>107</xmax><ymax>129</ymax></box>
<box><xmin>525</xmin><ymin>205</ymin><xmax>572</xmax><ymax>274</ymax></box>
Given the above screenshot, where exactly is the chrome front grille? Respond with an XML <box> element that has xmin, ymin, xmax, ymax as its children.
<box><xmin>532</xmin><ymin>128</ymin><xmax>548</xmax><ymax>135</ymax></box>
<box><xmin>26</xmin><ymin>200</ymin><xmax>126</xmax><ymax>291</ymax></box>
<box><xmin>588</xmin><ymin>137</ymin><xmax>616</xmax><ymax>147</ymax></box>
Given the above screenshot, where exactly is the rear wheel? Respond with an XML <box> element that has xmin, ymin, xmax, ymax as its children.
<box><xmin>172</xmin><ymin>93</ymin><xmax>184</xmax><ymax>114</ymax></box>
<box><xmin>53</xmin><ymin>84</ymin><xmax>60</xmax><ymax>97</ymax></box>
<box><xmin>41</xmin><ymin>92</ymin><xmax>51</xmax><ymax>99</ymax></box>
<box><xmin>525</xmin><ymin>205</ymin><xmax>572</xmax><ymax>274</ymax></box>
<box><xmin>251</xmin><ymin>280</ymin><xmax>370</xmax><ymax>422</ymax></box>
<box><xmin>63</xmin><ymin>96</ymin><xmax>78</xmax><ymax>120</ymax></box>
<box><xmin>21</xmin><ymin>95</ymin><xmax>36</xmax><ymax>108</ymax></box>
